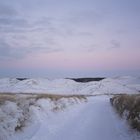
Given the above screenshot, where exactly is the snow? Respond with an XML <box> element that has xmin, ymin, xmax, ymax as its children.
<box><xmin>0</xmin><ymin>101</ymin><xmax>26</xmax><ymax>140</ymax></box>
<box><xmin>0</xmin><ymin>76</ymin><xmax>140</xmax><ymax>140</ymax></box>
<box><xmin>13</xmin><ymin>96</ymin><xmax>140</xmax><ymax>140</ymax></box>
<box><xmin>0</xmin><ymin>76</ymin><xmax>140</xmax><ymax>94</ymax></box>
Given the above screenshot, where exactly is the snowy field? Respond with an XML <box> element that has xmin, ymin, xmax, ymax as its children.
<box><xmin>0</xmin><ymin>76</ymin><xmax>140</xmax><ymax>140</ymax></box>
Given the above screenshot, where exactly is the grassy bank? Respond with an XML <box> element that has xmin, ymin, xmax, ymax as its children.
<box><xmin>110</xmin><ymin>94</ymin><xmax>140</xmax><ymax>131</ymax></box>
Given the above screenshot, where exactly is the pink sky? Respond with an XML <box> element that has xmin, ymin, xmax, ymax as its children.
<box><xmin>0</xmin><ymin>0</ymin><xmax>140</xmax><ymax>77</ymax></box>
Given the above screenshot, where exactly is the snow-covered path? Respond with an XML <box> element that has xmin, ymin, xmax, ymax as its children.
<box><xmin>30</xmin><ymin>96</ymin><xmax>139</xmax><ymax>140</ymax></box>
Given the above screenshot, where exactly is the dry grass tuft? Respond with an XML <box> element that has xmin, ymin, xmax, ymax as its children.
<box><xmin>0</xmin><ymin>92</ymin><xmax>87</xmax><ymax>103</ymax></box>
<box><xmin>26</xmin><ymin>93</ymin><xmax>87</xmax><ymax>102</ymax></box>
<box><xmin>110</xmin><ymin>94</ymin><xmax>140</xmax><ymax>131</ymax></box>
<box><xmin>0</xmin><ymin>93</ymin><xmax>17</xmax><ymax>105</ymax></box>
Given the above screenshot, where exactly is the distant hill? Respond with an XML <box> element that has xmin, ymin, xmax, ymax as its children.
<box><xmin>16</xmin><ymin>78</ymin><xmax>28</xmax><ymax>81</ymax></box>
<box><xmin>67</xmin><ymin>78</ymin><xmax>105</xmax><ymax>83</ymax></box>
<box><xmin>16</xmin><ymin>77</ymin><xmax>105</xmax><ymax>82</ymax></box>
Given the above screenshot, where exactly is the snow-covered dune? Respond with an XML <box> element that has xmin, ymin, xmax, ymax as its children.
<box><xmin>1</xmin><ymin>96</ymin><xmax>139</xmax><ymax>140</ymax></box>
<box><xmin>0</xmin><ymin>76</ymin><xmax>140</xmax><ymax>140</ymax></box>
<box><xmin>0</xmin><ymin>76</ymin><xmax>140</xmax><ymax>95</ymax></box>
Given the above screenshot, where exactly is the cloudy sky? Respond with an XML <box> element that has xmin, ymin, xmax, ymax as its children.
<box><xmin>0</xmin><ymin>0</ymin><xmax>140</xmax><ymax>78</ymax></box>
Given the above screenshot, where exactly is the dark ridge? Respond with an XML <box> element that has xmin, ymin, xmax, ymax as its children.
<box><xmin>67</xmin><ymin>78</ymin><xmax>105</xmax><ymax>83</ymax></box>
<box><xmin>16</xmin><ymin>78</ymin><xmax>28</xmax><ymax>81</ymax></box>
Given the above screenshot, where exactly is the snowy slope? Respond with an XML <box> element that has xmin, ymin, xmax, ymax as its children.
<box><xmin>0</xmin><ymin>76</ymin><xmax>140</xmax><ymax>94</ymax></box>
<box><xmin>0</xmin><ymin>76</ymin><xmax>140</xmax><ymax>140</ymax></box>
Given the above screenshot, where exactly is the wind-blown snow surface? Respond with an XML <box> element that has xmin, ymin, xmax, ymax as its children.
<box><xmin>0</xmin><ymin>76</ymin><xmax>140</xmax><ymax>94</ymax></box>
<box><xmin>0</xmin><ymin>76</ymin><xmax>140</xmax><ymax>140</ymax></box>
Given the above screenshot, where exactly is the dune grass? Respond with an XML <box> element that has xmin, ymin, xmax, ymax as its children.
<box><xmin>0</xmin><ymin>92</ymin><xmax>87</xmax><ymax>133</ymax></box>
<box><xmin>110</xmin><ymin>94</ymin><xmax>140</xmax><ymax>131</ymax></box>
<box><xmin>0</xmin><ymin>93</ymin><xmax>17</xmax><ymax>105</ymax></box>
<box><xmin>0</xmin><ymin>92</ymin><xmax>87</xmax><ymax>102</ymax></box>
